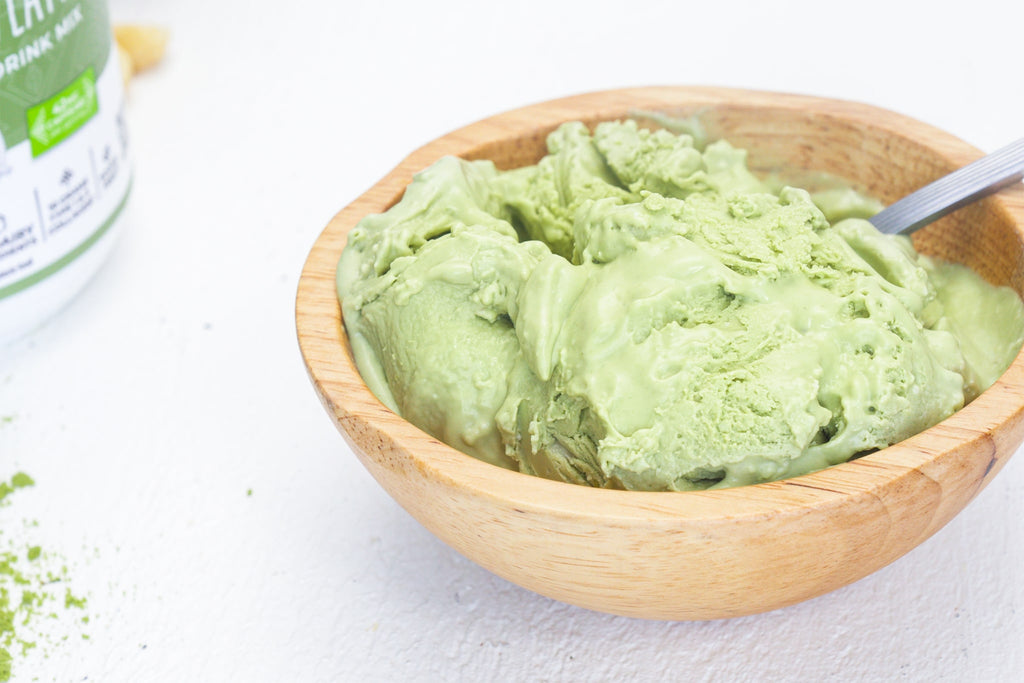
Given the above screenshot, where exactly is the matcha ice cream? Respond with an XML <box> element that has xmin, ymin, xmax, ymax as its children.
<box><xmin>337</xmin><ymin>120</ymin><xmax>1024</xmax><ymax>491</ymax></box>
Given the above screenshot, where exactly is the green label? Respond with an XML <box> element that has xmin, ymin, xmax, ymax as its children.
<box><xmin>0</xmin><ymin>0</ymin><xmax>111</xmax><ymax>149</ymax></box>
<box><xmin>26</xmin><ymin>67</ymin><xmax>98</xmax><ymax>156</ymax></box>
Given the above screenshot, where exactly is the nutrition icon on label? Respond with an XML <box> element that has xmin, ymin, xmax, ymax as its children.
<box><xmin>45</xmin><ymin>165</ymin><xmax>96</xmax><ymax>236</ymax></box>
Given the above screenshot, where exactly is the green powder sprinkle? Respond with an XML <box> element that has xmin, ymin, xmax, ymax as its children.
<box><xmin>0</xmin><ymin>473</ymin><xmax>89</xmax><ymax>682</ymax></box>
<box><xmin>63</xmin><ymin>590</ymin><xmax>86</xmax><ymax>611</ymax></box>
<box><xmin>0</xmin><ymin>473</ymin><xmax>32</xmax><ymax>507</ymax></box>
<box><xmin>8</xmin><ymin>475</ymin><xmax>32</xmax><ymax>490</ymax></box>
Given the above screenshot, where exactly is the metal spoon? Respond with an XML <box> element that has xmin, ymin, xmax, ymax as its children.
<box><xmin>869</xmin><ymin>138</ymin><xmax>1024</xmax><ymax>235</ymax></box>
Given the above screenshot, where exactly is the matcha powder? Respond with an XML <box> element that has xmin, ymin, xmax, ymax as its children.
<box><xmin>0</xmin><ymin>473</ymin><xmax>89</xmax><ymax>681</ymax></box>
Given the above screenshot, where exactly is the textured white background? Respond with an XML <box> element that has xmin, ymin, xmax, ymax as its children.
<box><xmin>1</xmin><ymin>0</ymin><xmax>1023</xmax><ymax>680</ymax></box>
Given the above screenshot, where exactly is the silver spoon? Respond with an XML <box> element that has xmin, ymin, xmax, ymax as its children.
<box><xmin>869</xmin><ymin>138</ymin><xmax>1024</xmax><ymax>235</ymax></box>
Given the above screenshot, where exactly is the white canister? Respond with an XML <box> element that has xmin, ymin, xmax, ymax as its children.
<box><xmin>0</xmin><ymin>0</ymin><xmax>131</xmax><ymax>343</ymax></box>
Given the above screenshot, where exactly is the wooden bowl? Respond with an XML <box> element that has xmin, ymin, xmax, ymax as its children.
<box><xmin>296</xmin><ymin>86</ymin><xmax>1024</xmax><ymax>620</ymax></box>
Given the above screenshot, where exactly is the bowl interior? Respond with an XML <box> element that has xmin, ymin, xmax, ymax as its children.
<box><xmin>297</xmin><ymin>87</ymin><xmax>1024</xmax><ymax>619</ymax></box>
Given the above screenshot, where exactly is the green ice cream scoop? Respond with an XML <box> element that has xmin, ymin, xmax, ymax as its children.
<box><xmin>337</xmin><ymin>120</ymin><xmax>1024</xmax><ymax>491</ymax></box>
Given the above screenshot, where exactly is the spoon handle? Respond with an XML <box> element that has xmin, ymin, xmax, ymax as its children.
<box><xmin>869</xmin><ymin>138</ymin><xmax>1024</xmax><ymax>235</ymax></box>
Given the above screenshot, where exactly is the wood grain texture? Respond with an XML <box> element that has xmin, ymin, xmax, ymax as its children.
<box><xmin>295</xmin><ymin>86</ymin><xmax>1024</xmax><ymax>620</ymax></box>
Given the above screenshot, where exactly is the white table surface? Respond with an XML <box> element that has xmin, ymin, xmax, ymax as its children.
<box><xmin>2</xmin><ymin>0</ymin><xmax>1023</xmax><ymax>680</ymax></box>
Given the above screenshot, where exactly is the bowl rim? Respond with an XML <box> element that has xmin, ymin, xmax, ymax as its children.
<box><xmin>296</xmin><ymin>85</ymin><xmax>1024</xmax><ymax>524</ymax></box>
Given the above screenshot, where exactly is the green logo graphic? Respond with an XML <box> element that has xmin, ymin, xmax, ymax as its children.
<box><xmin>26</xmin><ymin>68</ymin><xmax>99</xmax><ymax>157</ymax></box>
